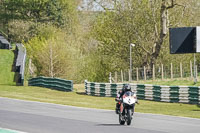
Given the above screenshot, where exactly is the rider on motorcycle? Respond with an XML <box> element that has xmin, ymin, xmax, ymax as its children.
<box><xmin>115</xmin><ymin>84</ymin><xmax>132</xmax><ymax>114</ymax></box>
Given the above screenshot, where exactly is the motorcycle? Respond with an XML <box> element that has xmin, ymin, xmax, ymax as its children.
<box><xmin>115</xmin><ymin>91</ymin><xmax>138</xmax><ymax>125</ymax></box>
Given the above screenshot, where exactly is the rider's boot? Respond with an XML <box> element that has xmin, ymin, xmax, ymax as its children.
<box><xmin>115</xmin><ymin>103</ymin><xmax>120</xmax><ymax>114</ymax></box>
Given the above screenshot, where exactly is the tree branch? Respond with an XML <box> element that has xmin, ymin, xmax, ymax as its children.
<box><xmin>93</xmin><ymin>0</ymin><xmax>114</xmax><ymax>11</ymax></box>
<box><xmin>167</xmin><ymin>0</ymin><xmax>185</xmax><ymax>9</ymax></box>
<box><xmin>138</xmin><ymin>43</ymin><xmax>151</xmax><ymax>55</ymax></box>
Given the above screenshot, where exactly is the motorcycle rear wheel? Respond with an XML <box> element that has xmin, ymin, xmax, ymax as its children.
<box><xmin>119</xmin><ymin>114</ymin><xmax>125</xmax><ymax>125</ymax></box>
<box><xmin>127</xmin><ymin>109</ymin><xmax>132</xmax><ymax>125</ymax></box>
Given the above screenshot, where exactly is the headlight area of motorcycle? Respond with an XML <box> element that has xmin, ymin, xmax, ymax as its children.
<box><xmin>132</xmin><ymin>94</ymin><xmax>137</xmax><ymax>99</ymax></box>
<box><xmin>123</xmin><ymin>103</ymin><xmax>135</xmax><ymax>108</ymax></box>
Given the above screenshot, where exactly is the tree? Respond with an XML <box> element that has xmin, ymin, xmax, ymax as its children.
<box><xmin>92</xmin><ymin>0</ymin><xmax>199</xmax><ymax>67</ymax></box>
<box><xmin>25</xmin><ymin>25</ymin><xmax>78</xmax><ymax>78</ymax></box>
<box><xmin>0</xmin><ymin>0</ymin><xmax>78</xmax><ymax>42</ymax></box>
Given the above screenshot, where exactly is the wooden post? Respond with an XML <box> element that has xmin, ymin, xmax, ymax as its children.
<box><xmin>180</xmin><ymin>62</ymin><xmax>183</xmax><ymax>78</ymax></box>
<box><xmin>153</xmin><ymin>64</ymin><xmax>155</xmax><ymax>80</ymax></box>
<box><xmin>171</xmin><ymin>63</ymin><xmax>173</xmax><ymax>79</ymax></box>
<box><xmin>124</xmin><ymin>71</ymin><xmax>126</xmax><ymax>82</ymax></box>
<box><xmin>121</xmin><ymin>70</ymin><xmax>123</xmax><ymax>82</ymax></box>
<box><xmin>190</xmin><ymin>60</ymin><xmax>193</xmax><ymax>78</ymax></box>
<box><xmin>115</xmin><ymin>71</ymin><xmax>117</xmax><ymax>83</ymax></box>
<box><xmin>161</xmin><ymin>64</ymin><xmax>164</xmax><ymax>80</ymax></box>
<box><xmin>196</xmin><ymin>65</ymin><xmax>198</xmax><ymax>81</ymax></box>
<box><xmin>144</xmin><ymin>66</ymin><xmax>146</xmax><ymax>80</ymax></box>
<box><xmin>136</xmin><ymin>68</ymin><xmax>139</xmax><ymax>81</ymax></box>
<box><xmin>29</xmin><ymin>58</ymin><xmax>33</xmax><ymax>76</ymax></box>
<box><xmin>109</xmin><ymin>72</ymin><xmax>112</xmax><ymax>83</ymax></box>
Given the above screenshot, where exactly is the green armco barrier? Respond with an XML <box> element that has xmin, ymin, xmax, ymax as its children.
<box><xmin>136</xmin><ymin>84</ymin><xmax>145</xmax><ymax>99</ymax></box>
<box><xmin>188</xmin><ymin>86</ymin><xmax>199</xmax><ymax>104</ymax></box>
<box><xmin>90</xmin><ymin>83</ymin><xmax>95</xmax><ymax>96</ymax></box>
<box><xmin>99</xmin><ymin>84</ymin><xmax>106</xmax><ymax>97</ymax></box>
<box><xmin>28</xmin><ymin>76</ymin><xmax>73</xmax><ymax>91</ymax></box>
<box><xmin>153</xmin><ymin>85</ymin><xmax>161</xmax><ymax>101</ymax></box>
<box><xmin>110</xmin><ymin>84</ymin><xmax>117</xmax><ymax>97</ymax></box>
<box><xmin>85</xmin><ymin>80</ymin><xmax>200</xmax><ymax>104</ymax></box>
<box><xmin>170</xmin><ymin>86</ymin><xmax>179</xmax><ymax>103</ymax></box>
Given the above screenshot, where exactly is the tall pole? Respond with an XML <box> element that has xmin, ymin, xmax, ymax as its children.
<box><xmin>129</xmin><ymin>43</ymin><xmax>135</xmax><ymax>82</ymax></box>
<box><xmin>194</xmin><ymin>53</ymin><xmax>197</xmax><ymax>84</ymax></box>
<box><xmin>130</xmin><ymin>44</ymin><xmax>132</xmax><ymax>82</ymax></box>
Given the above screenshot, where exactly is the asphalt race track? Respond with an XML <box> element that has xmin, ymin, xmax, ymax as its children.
<box><xmin>0</xmin><ymin>97</ymin><xmax>200</xmax><ymax>133</ymax></box>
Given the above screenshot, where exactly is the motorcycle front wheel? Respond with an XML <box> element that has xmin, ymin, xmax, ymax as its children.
<box><xmin>127</xmin><ymin>109</ymin><xmax>132</xmax><ymax>125</ymax></box>
<box><xmin>119</xmin><ymin>114</ymin><xmax>125</xmax><ymax>125</ymax></box>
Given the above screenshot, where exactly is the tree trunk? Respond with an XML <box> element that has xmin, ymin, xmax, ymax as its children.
<box><xmin>150</xmin><ymin>0</ymin><xmax>168</xmax><ymax>66</ymax></box>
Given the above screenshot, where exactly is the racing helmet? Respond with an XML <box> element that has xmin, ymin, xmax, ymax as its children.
<box><xmin>124</xmin><ymin>84</ymin><xmax>131</xmax><ymax>91</ymax></box>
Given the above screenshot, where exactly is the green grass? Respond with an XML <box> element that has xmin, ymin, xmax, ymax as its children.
<box><xmin>132</xmin><ymin>79</ymin><xmax>200</xmax><ymax>86</ymax></box>
<box><xmin>0</xmin><ymin>49</ymin><xmax>15</xmax><ymax>85</ymax></box>
<box><xmin>0</xmin><ymin>84</ymin><xmax>199</xmax><ymax>119</ymax></box>
<box><xmin>0</xmin><ymin>48</ymin><xmax>199</xmax><ymax>119</ymax></box>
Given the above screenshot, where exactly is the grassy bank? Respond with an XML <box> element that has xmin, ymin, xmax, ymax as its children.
<box><xmin>0</xmin><ymin>84</ymin><xmax>199</xmax><ymax>119</ymax></box>
<box><xmin>0</xmin><ymin>49</ymin><xmax>15</xmax><ymax>85</ymax></box>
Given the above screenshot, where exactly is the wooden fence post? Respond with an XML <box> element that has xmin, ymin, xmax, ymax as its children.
<box><xmin>180</xmin><ymin>62</ymin><xmax>183</xmax><ymax>78</ymax></box>
<box><xmin>171</xmin><ymin>63</ymin><xmax>173</xmax><ymax>79</ymax></box>
<box><xmin>196</xmin><ymin>65</ymin><xmax>198</xmax><ymax>81</ymax></box>
<box><xmin>109</xmin><ymin>72</ymin><xmax>112</xmax><ymax>83</ymax></box>
<box><xmin>121</xmin><ymin>70</ymin><xmax>123</xmax><ymax>82</ymax></box>
<box><xmin>115</xmin><ymin>71</ymin><xmax>117</xmax><ymax>83</ymax></box>
<box><xmin>144</xmin><ymin>66</ymin><xmax>146</xmax><ymax>80</ymax></box>
<box><xmin>190</xmin><ymin>60</ymin><xmax>193</xmax><ymax>78</ymax></box>
<box><xmin>136</xmin><ymin>67</ymin><xmax>139</xmax><ymax>81</ymax></box>
<box><xmin>153</xmin><ymin>64</ymin><xmax>155</xmax><ymax>80</ymax></box>
<box><xmin>124</xmin><ymin>71</ymin><xmax>126</xmax><ymax>82</ymax></box>
<box><xmin>161</xmin><ymin>64</ymin><xmax>164</xmax><ymax>80</ymax></box>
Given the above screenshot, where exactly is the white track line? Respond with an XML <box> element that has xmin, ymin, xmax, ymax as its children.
<box><xmin>0</xmin><ymin>127</ymin><xmax>27</xmax><ymax>133</ymax></box>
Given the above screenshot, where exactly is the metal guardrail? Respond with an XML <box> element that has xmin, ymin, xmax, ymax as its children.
<box><xmin>15</xmin><ymin>43</ymin><xmax>26</xmax><ymax>85</ymax></box>
<box><xmin>28</xmin><ymin>76</ymin><xmax>73</xmax><ymax>91</ymax></box>
<box><xmin>0</xmin><ymin>34</ymin><xmax>12</xmax><ymax>49</ymax></box>
<box><xmin>85</xmin><ymin>80</ymin><xmax>200</xmax><ymax>104</ymax></box>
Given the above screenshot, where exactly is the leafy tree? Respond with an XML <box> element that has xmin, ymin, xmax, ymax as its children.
<box><xmin>92</xmin><ymin>0</ymin><xmax>200</xmax><ymax>67</ymax></box>
<box><xmin>0</xmin><ymin>0</ymin><xmax>78</xmax><ymax>42</ymax></box>
<box><xmin>25</xmin><ymin>25</ymin><xmax>78</xmax><ymax>79</ymax></box>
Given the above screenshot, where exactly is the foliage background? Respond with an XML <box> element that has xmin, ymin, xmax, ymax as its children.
<box><xmin>1</xmin><ymin>0</ymin><xmax>200</xmax><ymax>83</ymax></box>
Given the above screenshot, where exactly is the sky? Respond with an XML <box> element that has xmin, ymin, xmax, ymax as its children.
<box><xmin>78</xmin><ymin>0</ymin><xmax>105</xmax><ymax>11</ymax></box>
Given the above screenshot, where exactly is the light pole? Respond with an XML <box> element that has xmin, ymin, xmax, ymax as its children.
<box><xmin>194</xmin><ymin>53</ymin><xmax>197</xmax><ymax>84</ymax></box>
<box><xmin>130</xmin><ymin>43</ymin><xmax>135</xmax><ymax>82</ymax></box>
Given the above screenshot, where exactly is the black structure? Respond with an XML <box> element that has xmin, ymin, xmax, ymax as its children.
<box><xmin>169</xmin><ymin>27</ymin><xmax>200</xmax><ymax>54</ymax></box>
<box><xmin>15</xmin><ymin>43</ymin><xmax>26</xmax><ymax>86</ymax></box>
<box><xmin>0</xmin><ymin>34</ymin><xmax>12</xmax><ymax>49</ymax></box>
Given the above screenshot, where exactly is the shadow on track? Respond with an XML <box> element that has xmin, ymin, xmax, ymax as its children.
<box><xmin>76</xmin><ymin>92</ymin><xmax>87</xmax><ymax>95</ymax></box>
<box><xmin>96</xmin><ymin>124</ymin><xmax>121</xmax><ymax>126</ymax></box>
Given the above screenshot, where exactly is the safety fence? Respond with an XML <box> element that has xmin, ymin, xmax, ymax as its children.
<box><xmin>110</xmin><ymin>62</ymin><xmax>200</xmax><ymax>82</ymax></box>
<box><xmin>0</xmin><ymin>34</ymin><xmax>12</xmax><ymax>49</ymax></box>
<box><xmin>28</xmin><ymin>76</ymin><xmax>73</xmax><ymax>91</ymax></box>
<box><xmin>15</xmin><ymin>43</ymin><xmax>26</xmax><ymax>85</ymax></box>
<box><xmin>85</xmin><ymin>80</ymin><xmax>200</xmax><ymax>104</ymax></box>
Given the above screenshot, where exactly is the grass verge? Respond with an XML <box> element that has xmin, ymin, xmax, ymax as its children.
<box><xmin>0</xmin><ymin>84</ymin><xmax>199</xmax><ymax>119</ymax></box>
<box><xmin>132</xmin><ymin>78</ymin><xmax>200</xmax><ymax>86</ymax></box>
<box><xmin>0</xmin><ymin>49</ymin><xmax>15</xmax><ymax>85</ymax></box>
